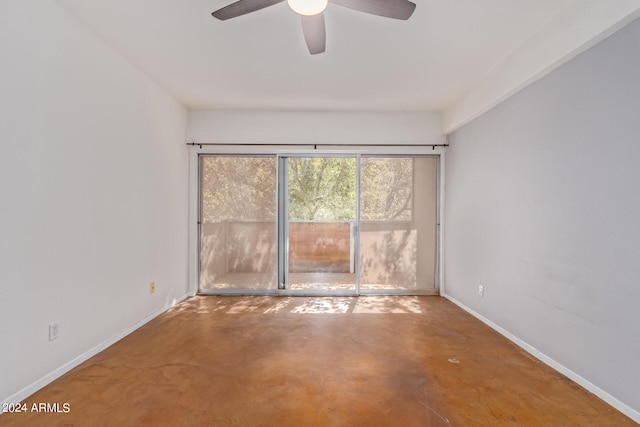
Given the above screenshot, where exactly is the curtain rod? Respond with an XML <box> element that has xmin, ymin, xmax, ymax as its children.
<box><xmin>186</xmin><ymin>142</ymin><xmax>449</xmax><ymax>149</ymax></box>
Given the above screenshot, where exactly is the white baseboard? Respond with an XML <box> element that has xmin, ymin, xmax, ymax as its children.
<box><xmin>442</xmin><ymin>293</ymin><xmax>640</xmax><ymax>424</ymax></box>
<box><xmin>1</xmin><ymin>291</ymin><xmax>194</xmax><ymax>410</ymax></box>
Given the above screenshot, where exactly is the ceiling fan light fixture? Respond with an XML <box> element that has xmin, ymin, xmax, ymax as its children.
<box><xmin>287</xmin><ymin>0</ymin><xmax>328</xmax><ymax>16</ymax></box>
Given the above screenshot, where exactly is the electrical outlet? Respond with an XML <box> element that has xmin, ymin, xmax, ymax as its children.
<box><xmin>49</xmin><ymin>322</ymin><xmax>59</xmax><ymax>341</ymax></box>
<box><xmin>478</xmin><ymin>285</ymin><xmax>484</xmax><ymax>297</ymax></box>
<box><xmin>150</xmin><ymin>282</ymin><xmax>155</xmax><ymax>294</ymax></box>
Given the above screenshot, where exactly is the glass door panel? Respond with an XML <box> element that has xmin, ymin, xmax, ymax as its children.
<box><xmin>359</xmin><ymin>157</ymin><xmax>438</xmax><ymax>294</ymax></box>
<box><xmin>282</xmin><ymin>157</ymin><xmax>357</xmax><ymax>293</ymax></box>
<box><xmin>199</xmin><ymin>156</ymin><xmax>277</xmax><ymax>292</ymax></box>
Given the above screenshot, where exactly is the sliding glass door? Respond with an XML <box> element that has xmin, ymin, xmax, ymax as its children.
<box><xmin>199</xmin><ymin>156</ymin><xmax>277</xmax><ymax>293</ymax></box>
<box><xmin>198</xmin><ymin>153</ymin><xmax>438</xmax><ymax>295</ymax></box>
<box><xmin>279</xmin><ymin>156</ymin><xmax>357</xmax><ymax>294</ymax></box>
<box><xmin>359</xmin><ymin>156</ymin><xmax>438</xmax><ymax>294</ymax></box>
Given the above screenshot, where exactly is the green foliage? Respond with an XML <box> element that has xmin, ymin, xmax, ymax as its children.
<box><xmin>287</xmin><ymin>158</ymin><xmax>356</xmax><ymax>221</ymax></box>
<box><xmin>200</xmin><ymin>156</ymin><xmax>414</xmax><ymax>223</ymax></box>
<box><xmin>361</xmin><ymin>158</ymin><xmax>413</xmax><ymax>220</ymax></box>
<box><xmin>201</xmin><ymin>156</ymin><xmax>276</xmax><ymax>222</ymax></box>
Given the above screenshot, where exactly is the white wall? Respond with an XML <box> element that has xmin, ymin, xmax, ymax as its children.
<box><xmin>442</xmin><ymin>0</ymin><xmax>640</xmax><ymax>133</ymax></box>
<box><xmin>0</xmin><ymin>0</ymin><xmax>189</xmax><ymax>405</ymax></box>
<box><xmin>444</xmin><ymin>16</ymin><xmax>640</xmax><ymax>420</ymax></box>
<box><xmin>187</xmin><ymin>110</ymin><xmax>445</xmax><ymax>146</ymax></box>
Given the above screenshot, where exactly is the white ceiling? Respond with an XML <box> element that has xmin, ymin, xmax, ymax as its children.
<box><xmin>55</xmin><ymin>0</ymin><xmax>629</xmax><ymax>115</ymax></box>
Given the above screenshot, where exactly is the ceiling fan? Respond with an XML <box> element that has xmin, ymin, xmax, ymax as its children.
<box><xmin>211</xmin><ymin>0</ymin><xmax>416</xmax><ymax>55</ymax></box>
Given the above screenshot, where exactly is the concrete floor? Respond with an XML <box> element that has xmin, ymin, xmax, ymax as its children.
<box><xmin>2</xmin><ymin>296</ymin><xmax>636</xmax><ymax>426</ymax></box>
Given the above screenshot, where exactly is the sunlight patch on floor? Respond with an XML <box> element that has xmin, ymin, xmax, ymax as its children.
<box><xmin>269</xmin><ymin>296</ymin><xmax>424</xmax><ymax>314</ymax></box>
<box><xmin>290</xmin><ymin>298</ymin><xmax>354</xmax><ymax>314</ymax></box>
<box><xmin>353</xmin><ymin>296</ymin><xmax>423</xmax><ymax>314</ymax></box>
<box><xmin>177</xmin><ymin>295</ymin><xmax>426</xmax><ymax>315</ymax></box>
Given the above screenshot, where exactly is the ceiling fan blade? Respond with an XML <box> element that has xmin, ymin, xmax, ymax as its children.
<box><xmin>212</xmin><ymin>0</ymin><xmax>284</xmax><ymax>20</ymax></box>
<box><xmin>330</xmin><ymin>0</ymin><xmax>415</xmax><ymax>20</ymax></box>
<box><xmin>301</xmin><ymin>14</ymin><xmax>326</xmax><ymax>55</ymax></box>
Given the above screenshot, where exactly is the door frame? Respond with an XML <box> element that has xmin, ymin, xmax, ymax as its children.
<box><xmin>188</xmin><ymin>144</ymin><xmax>446</xmax><ymax>296</ymax></box>
<box><xmin>277</xmin><ymin>153</ymin><xmax>361</xmax><ymax>296</ymax></box>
